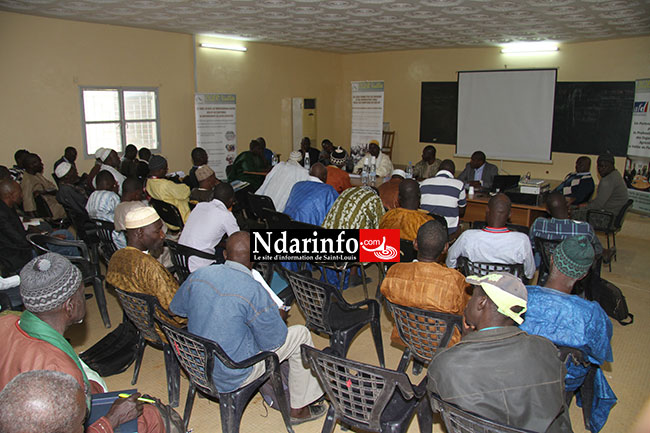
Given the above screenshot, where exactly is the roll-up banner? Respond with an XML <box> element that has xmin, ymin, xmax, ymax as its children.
<box><xmin>194</xmin><ymin>93</ymin><xmax>237</xmax><ymax>180</ymax></box>
<box><xmin>624</xmin><ymin>79</ymin><xmax>650</xmax><ymax>214</ymax></box>
<box><xmin>350</xmin><ymin>81</ymin><xmax>384</xmax><ymax>166</ymax></box>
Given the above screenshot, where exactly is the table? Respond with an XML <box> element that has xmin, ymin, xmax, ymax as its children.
<box><xmin>462</xmin><ymin>193</ymin><xmax>547</xmax><ymax>227</ymax></box>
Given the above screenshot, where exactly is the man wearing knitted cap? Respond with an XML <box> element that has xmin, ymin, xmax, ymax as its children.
<box><xmin>107</xmin><ymin>207</ymin><xmax>182</xmax><ymax>314</ymax></box>
<box><xmin>255</xmin><ymin>151</ymin><xmax>310</xmax><ymax>212</ymax></box>
<box><xmin>189</xmin><ymin>164</ymin><xmax>219</xmax><ymax>203</ymax></box>
<box><xmin>326</xmin><ymin>146</ymin><xmax>352</xmax><ymax>193</ymax></box>
<box><xmin>427</xmin><ymin>272</ymin><xmax>571</xmax><ymax>432</ymax></box>
<box><xmin>521</xmin><ymin>236</ymin><xmax>616</xmax><ymax>432</ymax></box>
<box><xmin>146</xmin><ymin>155</ymin><xmax>191</xmax><ymax>229</ymax></box>
<box><xmin>0</xmin><ymin>253</ymin><xmax>167</xmax><ymax>433</ymax></box>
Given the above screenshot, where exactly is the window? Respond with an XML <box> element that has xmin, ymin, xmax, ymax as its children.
<box><xmin>80</xmin><ymin>87</ymin><xmax>160</xmax><ymax>157</ymax></box>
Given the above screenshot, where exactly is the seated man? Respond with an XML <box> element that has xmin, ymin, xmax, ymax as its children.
<box><xmin>170</xmin><ymin>232</ymin><xmax>325</xmax><ymax>425</ymax></box>
<box><xmin>554</xmin><ymin>156</ymin><xmax>595</xmax><ymax>206</ymax></box>
<box><xmin>318</xmin><ymin>138</ymin><xmax>335</xmax><ymax>165</ymax></box>
<box><xmin>53</xmin><ymin>146</ymin><xmax>78</xmax><ymax>178</ymax></box>
<box><xmin>20</xmin><ymin>153</ymin><xmax>65</xmax><ymax>219</ymax></box>
<box><xmin>86</xmin><ymin>170</ymin><xmax>124</xmax><ymax>248</ymax></box>
<box><xmin>573</xmin><ymin>154</ymin><xmax>629</xmax><ymax>219</ymax></box>
<box><xmin>0</xmin><ymin>179</ymin><xmax>37</xmax><ymax>274</ymax></box>
<box><xmin>284</xmin><ymin>163</ymin><xmax>338</xmax><ymax>226</ymax></box>
<box><xmin>227</xmin><ymin>139</ymin><xmax>268</xmax><ymax>190</ymax></box>
<box><xmin>379</xmin><ymin>179</ymin><xmax>433</xmax><ymax>241</ymax></box>
<box><xmin>55</xmin><ymin>161</ymin><xmax>88</xmax><ymax>216</ymax></box>
<box><xmin>184</xmin><ymin>147</ymin><xmax>208</xmax><ymax>190</ymax></box>
<box><xmin>114</xmin><ymin>177</ymin><xmax>147</xmax><ymax>233</ymax></box>
<box><xmin>299</xmin><ymin>136</ymin><xmax>320</xmax><ymax>168</ymax></box>
<box><xmin>427</xmin><ymin>272</ymin><xmax>571</xmax><ymax>432</ymax></box>
<box><xmin>420</xmin><ymin>159</ymin><xmax>467</xmax><ymax>236</ymax></box>
<box><xmin>377</xmin><ymin>169</ymin><xmax>405</xmax><ymax>210</ymax></box>
<box><xmin>413</xmin><ymin>145</ymin><xmax>442</xmax><ymax>181</ymax></box>
<box><xmin>9</xmin><ymin>149</ymin><xmax>29</xmax><ymax>183</ymax></box>
<box><xmin>258</xmin><ymin>136</ymin><xmax>275</xmax><ymax>166</ymax></box>
<box><xmin>457</xmin><ymin>150</ymin><xmax>499</xmax><ymax>191</ymax></box>
<box><xmin>353</xmin><ymin>140</ymin><xmax>394</xmax><ymax>178</ymax></box>
<box><xmin>190</xmin><ymin>164</ymin><xmax>219</xmax><ymax>203</ymax></box>
<box><xmin>381</xmin><ymin>219</ymin><xmax>469</xmax><ymax>346</ymax></box>
<box><xmin>326</xmin><ymin>147</ymin><xmax>352</xmax><ymax>193</ymax></box>
<box><xmin>446</xmin><ymin>193</ymin><xmax>535</xmax><ymax>280</ymax></box>
<box><xmin>521</xmin><ymin>236</ymin><xmax>616</xmax><ymax>432</ymax></box>
<box><xmin>256</xmin><ymin>151</ymin><xmax>311</xmax><ymax>212</ymax></box>
<box><xmin>93</xmin><ymin>148</ymin><xmax>126</xmax><ymax>194</ymax></box>
<box><xmin>137</xmin><ymin>147</ymin><xmax>151</xmax><ymax>180</ymax></box>
<box><xmin>107</xmin><ymin>207</ymin><xmax>180</xmax><ymax>312</ymax></box>
<box><xmin>0</xmin><ymin>253</ymin><xmax>165</xmax><ymax>433</ymax></box>
<box><xmin>146</xmin><ymin>155</ymin><xmax>191</xmax><ymax>227</ymax></box>
<box><xmin>119</xmin><ymin>144</ymin><xmax>139</xmax><ymax>178</ymax></box>
<box><xmin>180</xmin><ymin>182</ymin><xmax>239</xmax><ymax>272</ymax></box>
<box><xmin>0</xmin><ymin>370</ymin><xmax>87</xmax><ymax>433</ymax></box>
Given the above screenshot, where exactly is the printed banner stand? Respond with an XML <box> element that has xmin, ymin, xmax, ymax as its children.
<box><xmin>350</xmin><ymin>81</ymin><xmax>384</xmax><ymax>166</ymax></box>
<box><xmin>624</xmin><ymin>78</ymin><xmax>650</xmax><ymax>214</ymax></box>
<box><xmin>194</xmin><ymin>93</ymin><xmax>237</xmax><ymax>180</ymax></box>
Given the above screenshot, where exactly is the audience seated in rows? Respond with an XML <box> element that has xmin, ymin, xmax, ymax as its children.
<box><xmin>189</xmin><ymin>164</ymin><xmax>219</xmax><ymax>203</ymax></box>
<box><xmin>521</xmin><ymin>236</ymin><xmax>616</xmax><ymax>432</ymax></box>
<box><xmin>184</xmin><ymin>147</ymin><xmax>208</xmax><ymax>190</ymax></box>
<box><xmin>353</xmin><ymin>140</ymin><xmax>394</xmax><ymax>178</ymax></box>
<box><xmin>180</xmin><ymin>183</ymin><xmax>238</xmax><ymax>272</ymax></box>
<box><xmin>325</xmin><ymin>147</ymin><xmax>352</xmax><ymax>193</ymax></box>
<box><xmin>427</xmin><ymin>272</ymin><xmax>572</xmax><ymax>432</ymax></box>
<box><xmin>227</xmin><ymin>139</ymin><xmax>268</xmax><ymax>190</ymax></box>
<box><xmin>420</xmin><ymin>159</ymin><xmax>466</xmax><ymax>236</ymax></box>
<box><xmin>0</xmin><ymin>253</ymin><xmax>166</xmax><ymax>432</ymax></box>
<box><xmin>379</xmin><ymin>179</ymin><xmax>433</xmax><ymax>241</ymax></box>
<box><xmin>381</xmin><ymin>219</ymin><xmax>469</xmax><ymax>346</ymax></box>
<box><xmin>21</xmin><ymin>152</ymin><xmax>66</xmax><ymax>219</ymax></box>
<box><xmin>457</xmin><ymin>150</ymin><xmax>498</xmax><ymax>191</ymax></box>
<box><xmin>55</xmin><ymin>161</ymin><xmax>88</xmax><ymax>216</ymax></box>
<box><xmin>170</xmin><ymin>232</ymin><xmax>326</xmax><ymax>425</ymax></box>
<box><xmin>119</xmin><ymin>144</ymin><xmax>139</xmax><ymax>179</ymax></box>
<box><xmin>413</xmin><ymin>145</ymin><xmax>442</xmax><ymax>181</ymax></box>
<box><xmin>255</xmin><ymin>151</ymin><xmax>310</xmax><ymax>212</ymax></box>
<box><xmin>87</xmin><ymin>170</ymin><xmax>125</xmax><ymax>248</ymax></box>
<box><xmin>446</xmin><ymin>193</ymin><xmax>535</xmax><ymax>280</ymax></box>
<box><xmin>572</xmin><ymin>154</ymin><xmax>629</xmax><ymax>219</ymax></box>
<box><xmin>377</xmin><ymin>169</ymin><xmax>405</xmax><ymax>210</ymax></box>
<box><xmin>284</xmin><ymin>163</ymin><xmax>338</xmax><ymax>226</ymax></box>
<box><xmin>554</xmin><ymin>156</ymin><xmax>595</xmax><ymax>206</ymax></box>
<box><xmin>146</xmin><ymin>155</ymin><xmax>191</xmax><ymax>229</ymax></box>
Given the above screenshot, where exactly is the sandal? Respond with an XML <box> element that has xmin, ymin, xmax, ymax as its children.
<box><xmin>289</xmin><ymin>402</ymin><xmax>327</xmax><ymax>425</ymax></box>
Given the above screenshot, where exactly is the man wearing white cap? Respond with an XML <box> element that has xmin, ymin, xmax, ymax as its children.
<box><xmin>189</xmin><ymin>164</ymin><xmax>219</xmax><ymax>203</ymax></box>
<box><xmin>55</xmin><ymin>161</ymin><xmax>88</xmax><ymax>215</ymax></box>
<box><xmin>427</xmin><ymin>272</ymin><xmax>571</xmax><ymax>432</ymax></box>
<box><xmin>92</xmin><ymin>148</ymin><xmax>126</xmax><ymax>194</ymax></box>
<box><xmin>255</xmin><ymin>151</ymin><xmax>310</xmax><ymax>212</ymax></box>
<box><xmin>106</xmin><ymin>207</ymin><xmax>181</xmax><ymax>313</ymax></box>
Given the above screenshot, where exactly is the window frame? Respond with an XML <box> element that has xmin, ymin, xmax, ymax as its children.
<box><xmin>79</xmin><ymin>86</ymin><xmax>161</xmax><ymax>159</ymax></box>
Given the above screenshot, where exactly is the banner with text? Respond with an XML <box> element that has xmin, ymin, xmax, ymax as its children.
<box><xmin>195</xmin><ymin>93</ymin><xmax>237</xmax><ymax>179</ymax></box>
<box><xmin>350</xmin><ymin>81</ymin><xmax>384</xmax><ymax>166</ymax></box>
<box><xmin>624</xmin><ymin>78</ymin><xmax>650</xmax><ymax>214</ymax></box>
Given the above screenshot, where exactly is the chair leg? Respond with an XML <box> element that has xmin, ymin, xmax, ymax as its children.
<box><xmin>131</xmin><ymin>334</ymin><xmax>146</xmax><ymax>385</ymax></box>
<box><xmin>182</xmin><ymin>385</ymin><xmax>197</xmax><ymax>431</ymax></box>
<box><xmin>412</xmin><ymin>359</ymin><xmax>423</xmax><ymax>376</ymax></box>
<box><xmin>397</xmin><ymin>350</ymin><xmax>411</xmax><ymax>373</ymax></box>
<box><xmin>163</xmin><ymin>343</ymin><xmax>180</xmax><ymax>407</ymax></box>
<box><xmin>219</xmin><ymin>393</ymin><xmax>240</xmax><ymax>433</ymax></box>
<box><xmin>320</xmin><ymin>405</ymin><xmax>337</xmax><ymax>433</ymax></box>
<box><xmin>92</xmin><ymin>277</ymin><xmax>111</xmax><ymax>328</ymax></box>
<box><xmin>416</xmin><ymin>397</ymin><xmax>433</xmax><ymax>433</ymax></box>
<box><xmin>613</xmin><ymin>233</ymin><xmax>617</xmax><ymax>262</ymax></box>
<box><xmin>270</xmin><ymin>369</ymin><xmax>295</xmax><ymax>433</ymax></box>
<box><xmin>370</xmin><ymin>318</ymin><xmax>385</xmax><ymax>368</ymax></box>
<box><xmin>360</xmin><ymin>265</ymin><xmax>369</xmax><ymax>300</ymax></box>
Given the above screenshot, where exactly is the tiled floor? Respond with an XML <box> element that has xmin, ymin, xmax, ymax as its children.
<box><xmin>68</xmin><ymin>213</ymin><xmax>650</xmax><ymax>433</ymax></box>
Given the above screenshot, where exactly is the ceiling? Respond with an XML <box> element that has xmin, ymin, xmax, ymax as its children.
<box><xmin>1</xmin><ymin>0</ymin><xmax>649</xmax><ymax>53</ymax></box>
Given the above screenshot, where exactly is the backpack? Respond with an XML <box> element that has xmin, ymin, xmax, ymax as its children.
<box><xmin>80</xmin><ymin>320</ymin><xmax>141</xmax><ymax>376</ymax></box>
<box><xmin>142</xmin><ymin>395</ymin><xmax>186</xmax><ymax>433</ymax></box>
<box><xmin>587</xmin><ymin>277</ymin><xmax>634</xmax><ymax>326</ymax></box>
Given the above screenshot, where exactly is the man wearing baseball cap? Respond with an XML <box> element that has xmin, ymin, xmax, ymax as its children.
<box><xmin>427</xmin><ymin>272</ymin><xmax>571</xmax><ymax>432</ymax></box>
<box><xmin>521</xmin><ymin>236</ymin><xmax>616</xmax><ymax>432</ymax></box>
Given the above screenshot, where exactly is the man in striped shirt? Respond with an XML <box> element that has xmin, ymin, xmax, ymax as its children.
<box><xmin>420</xmin><ymin>160</ymin><xmax>466</xmax><ymax>236</ymax></box>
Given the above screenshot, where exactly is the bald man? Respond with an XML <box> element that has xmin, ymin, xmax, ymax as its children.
<box><xmin>446</xmin><ymin>193</ymin><xmax>535</xmax><ymax>279</ymax></box>
<box><xmin>284</xmin><ymin>162</ymin><xmax>339</xmax><ymax>226</ymax></box>
<box><xmin>171</xmin><ymin>231</ymin><xmax>325</xmax><ymax>425</ymax></box>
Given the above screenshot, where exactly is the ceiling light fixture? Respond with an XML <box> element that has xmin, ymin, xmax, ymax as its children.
<box><xmin>501</xmin><ymin>42</ymin><xmax>559</xmax><ymax>54</ymax></box>
<box><xmin>199</xmin><ymin>42</ymin><xmax>247</xmax><ymax>52</ymax></box>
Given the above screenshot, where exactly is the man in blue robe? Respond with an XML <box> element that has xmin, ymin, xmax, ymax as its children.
<box><xmin>284</xmin><ymin>163</ymin><xmax>338</xmax><ymax>226</ymax></box>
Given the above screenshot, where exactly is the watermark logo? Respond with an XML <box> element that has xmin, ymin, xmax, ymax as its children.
<box><xmin>359</xmin><ymin>229</ymin><xmax>400</xmax><ymax>262</ymax></box>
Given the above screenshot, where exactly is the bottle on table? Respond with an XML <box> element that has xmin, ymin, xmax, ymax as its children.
<box><xmin>303</xmin><ymin>152</ymin><xmax>310</xmax><ymax>169</ymax></box>
<box><xmin>369</xmin><ymin>156</ymin><xmax>377</xmax><ymax>186</ymax></box>
<box><xmin>406</xmin><ymin>161</ymin><xmax>413</xmax><ymax>179</ymax></box>
<box><xmin>361</xmin><ymin>157</ymin><xmax>369</xmax><ymax>186</ymax></box>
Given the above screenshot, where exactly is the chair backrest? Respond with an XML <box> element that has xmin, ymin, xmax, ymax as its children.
<box><xmin>429</xmin><ymin>393</ymin><xmax>534</xmax><ymax>433</ymax></box>
<box><xmin>165</xmin><ymin>239</ymin><xmax>221</xmax><ymax>282</ymax></box>
<box><xmin>33</xmin><ymin>193</ymin><xmax>53</xmax><ymax>218</ymax></box>
<box><xmin>533</xmin><ymin>237</ymin><xmax>561</xmax><ymax>274</ymax></box>
<box><xmin>247</xmin><ymin>193</ymin><xmax>276</xmax><ymax>220</ymax></box>
<box><xmin>150</xmin><ymin>198</ymin><xmax>184</xmax><ymax>230</ymax></box>
<box><xmin>113</xmin><ymin>286</ymin><xmax>164</xmax><ymax>346</ymax></box>
<box><xmin>262</xmin><ymin>208</ymin><xmax>293</xmax><ymax>229</ymax></box>
<box><xmin>387</xmin><ymin>301</ymin><xmax>463</xmax><ymax>365</ymax></box>
<box><xmin>63</xmin><ymin>205</ymin><xmax>96</xmax><ymax>245</ymax></box>
<box><xmin>26</xmin><ymin>233</ymin><xmax>91</xmax><ymax>272</ymax></box>
<box><xmin>253</xmin><ymin>262</ymin><xmax>274</xmax><ymax>284</ymax></box>
<box><xmin>382</xmin><ymin>131</ymin><xmax>395</xmax><ymax>159</ymax></box>
<box><xmin>301</xmin><ymin>345</ymin><xmax>414</xmax><ymax>432</ymax></box>
<box><xmin>285</xmin><ymin>269</ymin><xmax>338</xmax><ymax>335</ymax></box>
<box><xmin>399</xmin><ymin>239</ymin><xmax>416</xmax><ymax>263</ymax></box>
<box><xmin>457</xmin><ymin>256</ymin><xmax>525</xmax><ymax>280</ymax></box>
<box><xmin>92</xmin><ymin>219</ymin><xmax>118</xmax><ymax>261</ymax></box>
<box><xmin>614</xmin><ymin>199</ymin><xmax>634</xmax><ymax>230</ymax></box>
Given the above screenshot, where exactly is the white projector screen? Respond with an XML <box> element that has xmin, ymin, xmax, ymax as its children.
<box><xmin>456</xmin><ymin>69</ymin><xmax>557</xmax><ymax>163</ymax></box>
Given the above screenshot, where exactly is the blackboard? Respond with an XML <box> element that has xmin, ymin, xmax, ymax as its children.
<box><xmin>551</xmin><ymin>82</ymin><xmax>634</xmax><ymax>157</ymax></box>
<box><xmin>419</xmin><ymin>82</ymin><xmax>457</xmax><ymax>144</ymax></box>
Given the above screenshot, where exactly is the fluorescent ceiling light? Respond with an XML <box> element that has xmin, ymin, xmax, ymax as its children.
<box><xmin>199</xmin><ymin>43</ymin><xmax>247</xmax><ymax>52</ymax></box>
<box><xmin>501</xmin><ymin>42</ymin><xmax>558</xmax><ymax>54</ymax></box>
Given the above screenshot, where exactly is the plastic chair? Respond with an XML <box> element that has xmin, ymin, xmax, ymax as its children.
<box><xmin>382</xmin><ymin>131</ymin><xmax>395</xmax><ymax>160</ymax></box>
<box><xmin>457</xmin><ymin>256</ymin><xmax>527</xmax><ymax>283</ymax></box>
<box><xmin>156</xmin><ymin>319</ymin><xmax>295</xmax><ymax>433</ymax></box>
<box><xmin>150</xmin><ymin>198</ymin><xmax>184</xmax><ymax>230</ymax></box>
<box><xmin>33</xmin><ymin>193</ymin><xmax>66</xmax><ymax>228</ymax></box>
<box><xmin>253</xmin><ymin>262</ymin><xmax>294</xmax><ymax>306</ymax></box>
<box><xmin>587</xmin><ymin>199</ymin><xmax>633</xmax><ymax>271</ymax></box>
<box><xmin>112</xmin><ymin>286</ymin><xmax>180</xmax><ymax>407</ymax></box>
<box><xmin>386</xmin><ymin>301</ymin><xmax>463</xmax><ymax>374</ymax></box>
<box><xmin>247</xmin><ymin>192</ymin><xmax>276</xmax><ymax>223</ymax></box>
<box><xmin>284</xmin><ymin>269</ymin><xmax>385</xmax><ymax>367</ymax></box>
<box><xmin>301</xmin><ymin>345</ymin><xmax>431</xmax><ymax>433</ymax></box>
<box><xmin>429</xmin><ymin>393</ymin><xmax>535</xmax><ymax>433</ymax></box>
<box><xmin>533</xmin><ymin>237</ymin><xmax>561</xmax><ymax>286</ymax></box>
<box><xmin>26</xmin><ymin>233</ymin><xmax>111</xmax><ymax>328</ymax></box>
<box><xmin>165</xmin><ymin>239</ymin><xmax>224</xmax><ymax>283</ymax></box>
<box><xmin>260</xmin><ymin>208</ymin><xmax>293</xmax><ymax>229</ymax></box>
<box><xmin>91</xmin><ymin>219</ymin><xmax>119</xmax><ymax>263</ymax></box>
